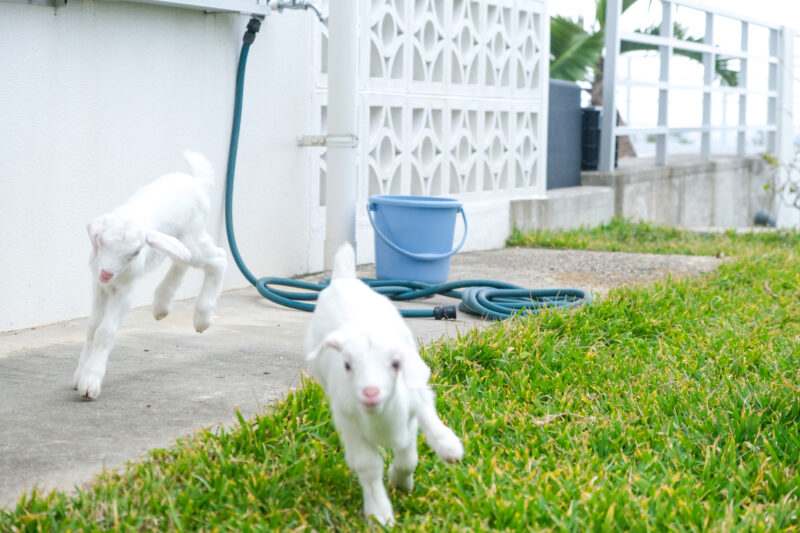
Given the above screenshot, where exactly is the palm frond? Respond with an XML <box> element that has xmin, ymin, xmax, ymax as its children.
<box><xmin>550</xmin><ymin>16</ymin><xmax>605</xmax><ymax>82</ymax></box>
<box><xmin>596</xmin><ymin>0</ymin><xmax>641</xmax><ymax>29</ymax></box>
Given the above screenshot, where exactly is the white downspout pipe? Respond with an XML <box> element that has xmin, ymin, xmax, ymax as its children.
<box><xmin>324</xmin><ymin>0</ymin><xmax>359</xmax><ymax>269</ymax></box>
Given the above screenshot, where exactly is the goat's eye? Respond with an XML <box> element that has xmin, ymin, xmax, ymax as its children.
<box><xmin>344</xmin><ymin>361</ymin><xmax>351</xmax><ymax>371</ymax></box>
<box><xmin>391</xmin><ymin>360</ymin><xmax>400</xmax><ymax>370</ymax></box>
<box><xmin>130</xmin><ymin>250</ymin><xmax>140</xmax><ymax>258</ymax></box>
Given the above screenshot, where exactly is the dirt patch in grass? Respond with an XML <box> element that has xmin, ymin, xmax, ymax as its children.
<box><xmin>447</xmin><ymin>247</ymin><xmax>722</xmax><ymax>297</ymax></box>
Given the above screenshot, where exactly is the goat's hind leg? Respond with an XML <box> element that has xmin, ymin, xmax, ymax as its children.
<box><xmin>153</xmin><ymin>260</ymin><xmax>189</xmax><ymax>320</ymax></box>
<box><xmin>388</xmin><ymin>419</ymin><xmax>419</xmax><ymax>490</ymax></box>
<box><xmin>190</xmin><ymin>233</ymin><xmax>226</xmax><ymax>333</ymax></box>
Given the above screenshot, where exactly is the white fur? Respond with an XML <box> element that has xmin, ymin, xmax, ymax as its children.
<box><xmin>304</xmin><ymin>243</ymin><xmax>464</xmax><ymax>525</ymax></box>
<box><xmin>73</xmin><ymin>150</ymin><xmax>226</xmax><ymax>399</ymax></box>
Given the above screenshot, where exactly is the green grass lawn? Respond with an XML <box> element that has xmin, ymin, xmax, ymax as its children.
<box><xmin>5</xmin><ymin>219</ymin><xmax>800</xmax><ymax>531</ymax></box>
<box><xmin>507</xmin><ymin>217</ymin><xmax>800</xmax><ymax>257</ymax></box>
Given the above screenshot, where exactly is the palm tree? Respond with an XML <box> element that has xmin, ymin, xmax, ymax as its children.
<box><xmin>550</xmin><ymin>0</ymin><xmax>738</xmax><ymax>157</ymax></box>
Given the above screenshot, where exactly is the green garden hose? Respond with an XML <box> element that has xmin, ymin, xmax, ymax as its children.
<box><xmin>224</xmin><ymin>17</ymin><xmax>589</xmax><ymax>320</ymax></box>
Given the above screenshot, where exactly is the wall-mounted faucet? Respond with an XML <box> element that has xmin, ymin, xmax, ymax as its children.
<box><xmin>271</xmin><ymin>0</ymin><xmax>327</xmax><ymax>24</ymax></box>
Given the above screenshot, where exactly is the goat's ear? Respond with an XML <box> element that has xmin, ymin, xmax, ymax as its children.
<box><xmin>306</xmin><ymin>330</ymin><xmax>347</xmax><ymax>362</ymax></box>
<box><xmin>401</xmin><ymin>348</ymin><xmax>431</xmax><ymax>389</ymax></box>
<box><xmin>87</xmin><ymin>219</ymin><xmax>104</xmax><ymax>253</ymax></box>
<box><xmin>145</xmin><ymin>230</ymin><xmax>192</xmax><ymax>263</ymax></box>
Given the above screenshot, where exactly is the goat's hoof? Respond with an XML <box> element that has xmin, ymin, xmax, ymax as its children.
<box><xmin>193</xmin><ymin>310</ymin><xmax>213</xmax><ymax>333</ymax></box>
<box><xmin>366</xmin><ymin>506</ymin><xmax>394</xmax><ymax>527</ymax></box>
<box><xmin>77</xmin><ymin>373</ymin><xmax>102</xmax><ymax>400</ymax></box>
<box><xmin>71</xmin><ymin>369</ymin><xmax>81</xmax><ymax>390</ymax></box>
<box><xmin>153</xmin><ymin>302</ymin><xmax>170</xmax><ymax>320</ymax></box>
<box><xmin>433</xmin><ymin>432</ymin><xmax>464</xmax><ymax>463</ymax></box>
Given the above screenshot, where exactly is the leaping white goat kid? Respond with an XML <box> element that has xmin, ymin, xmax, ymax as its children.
<box><xmin>73</xmin><ymin>151</ymin><xmax>226</xmax><ymax>399</ymax></box>
<box><xmin>304</xmin><ymin>243</ymin><xmax>464</xmax><ymax>525</ymax></box>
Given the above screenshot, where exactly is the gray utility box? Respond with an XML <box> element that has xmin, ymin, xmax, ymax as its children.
<box><xmin>546</xmin><ymin>79</ymin><xmax>582</xmax><ymax>189</ymax></box>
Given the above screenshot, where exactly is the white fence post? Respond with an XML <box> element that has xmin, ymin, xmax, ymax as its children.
<box><xmin>656</xmin><ymin>0</ymin><xmax>673</xmax><ymax>166</ymax></box>
<box><xmin>700</xmin><ymin>10</ymin><xmax>714</xmax><ymax>160</ymax></box>
<box><xmin>599</xmin><ymin>0</ymin><xmax>621</xmax><ymax>172</ymax></box>
<box><xmin>736</xmin><ymin>21</ymin><xmax>749</xmax><ymax>157</ymax></box>
<box><xmin>776</xmin><ymin>26</ymin><xmax>797</xmax><ymax>227</ymax></box>
<box><xmin>767</xmin><ymin>28</ymin><xmax>779</xmax><ymax>153</ymax></box>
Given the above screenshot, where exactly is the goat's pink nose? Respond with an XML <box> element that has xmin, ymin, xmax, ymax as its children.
<box><xmin>363</xmin><ymin>386</ymin><xmax>380</xmax><ymax>399</ymax></box>
<box><xmin>99</xmin><ymin>270</ymin><xmax>113</xmax><ymax>282</ymax></box>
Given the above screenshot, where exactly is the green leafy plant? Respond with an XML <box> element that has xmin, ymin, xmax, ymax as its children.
<box><xmin>761</xmin><ymin>153</ymin><xmax>800</xmax><ymax>214</ymax></box>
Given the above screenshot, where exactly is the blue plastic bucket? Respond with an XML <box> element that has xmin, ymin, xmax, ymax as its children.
<box><xmin>367</xmin><ymin>195</ymin><xmax>468</xmax><ymax>284</ymax></box>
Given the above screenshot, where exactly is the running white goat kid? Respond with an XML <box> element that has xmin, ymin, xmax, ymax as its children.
<box><xmin>73</xmin><ymin>151</ymin><xmax>226</xmax><ymax>399</ymax></box>
<box><xmin>304</xmin><ymin>243</ymin><xmax>464</xmax><ymax>525</ymax></box>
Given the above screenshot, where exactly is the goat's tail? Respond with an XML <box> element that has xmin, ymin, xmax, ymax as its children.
<box><xmin>183</xmin><ymin>150</ymin><xmax>214</xmax><ymax>189</ymax></box>
<box><xmin>331</xmin><ymin>243</ymin><xmax>357</xmax><ymax>280</ymax></box>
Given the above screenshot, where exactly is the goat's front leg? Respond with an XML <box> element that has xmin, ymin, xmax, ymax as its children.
<box><xmin>77</xmin><ymin>287</ymin><xmax>131</xmax><ymax>399</ymax></box>
<box><xmin>73</xmin><ymin>284</ymin><xmax>107</xmax><ymax>389</ymax></box>
<box><xmin>417</xmin><ymin>387</ymin><xmax>464</xmax><ymax>463</ymax></box>
<box><xmin>191</xmin><ymin>235</ymin><xmax>226</xmax><ymax>333</ymax></box>
<box><xmin>339</xmin><ymin>421</ymin><xmax>394</xmax><ymax>525</ymax></box>
<box><xmin>389</xmin><ymin>419</ymin><xmax>419</xmax><ymax>490</ymax></box>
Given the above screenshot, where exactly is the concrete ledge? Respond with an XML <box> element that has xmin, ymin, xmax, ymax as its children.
<box><xmin>581</xmin><ymin>155</ymin><xmax>772</xmax><ymax>227</ymax></box>
<box><xmin>510</xmin><ymin>186</ymin><xmax>614</xmax><ymax>232</ymax></box>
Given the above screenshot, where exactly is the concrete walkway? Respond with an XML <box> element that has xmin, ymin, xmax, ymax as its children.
<box><xmin>0</xmin><ymin>248</ymin><xmax>721</xmax><ymax>508</ymax></box>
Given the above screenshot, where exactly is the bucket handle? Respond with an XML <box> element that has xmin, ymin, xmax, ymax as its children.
<box><xmin>367</xmin><ymin>202</ymin><xmax>468</xmax><ymax>262</ymax></box>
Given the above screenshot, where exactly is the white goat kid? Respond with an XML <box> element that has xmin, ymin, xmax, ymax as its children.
<box><xmin>304</xmin><ymin>243</ymin><xmax>464</xmax><ymax>525</ymax></box>
<box><xmin>73</xmin><ymin>150</ymin><xmax>226</xmax><ymax>399</ymax></box>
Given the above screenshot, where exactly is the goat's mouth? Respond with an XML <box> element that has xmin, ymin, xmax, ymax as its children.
<box><xmin>361</xmin><ymin>398</ymin><xmax>382</xmax><ymax>409</ymax></box>
<box><xmin>99</xmin><ymin>270</ymin><xmax>114</xmax><ymax>283</ymax></box>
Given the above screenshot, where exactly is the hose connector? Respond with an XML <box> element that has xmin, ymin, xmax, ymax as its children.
<box><xmin>243</xmin><ymin>17</ymin><xmax>263</xmax><ymax>45</ymax></box>
<box><xmin>433</xmin><ymin>306</ymin><xmax>457</xmax><ymax>320</ymax></box>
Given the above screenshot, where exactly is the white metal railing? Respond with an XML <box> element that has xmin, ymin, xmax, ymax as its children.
<box><xmin>600</xmin><ymin>0</ymin><xmax>795</xmax><ymax>171</ymax></box>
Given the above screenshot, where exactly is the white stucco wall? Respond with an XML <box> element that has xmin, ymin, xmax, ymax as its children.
<box><xmin>0</xmin><ymin>1</ymin><xmax>317</xmax><ymax>331</ymax></box>
<box><xmin>1</xmin><ymin>0</ymin><xmax>552</xmax><ymax>333</ymax></box>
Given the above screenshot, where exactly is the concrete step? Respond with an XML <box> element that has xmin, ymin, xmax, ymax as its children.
<box><xmin>510</xmin><ymin>185</ymin><xmax>614</xmax><ymax>232</ymax></box>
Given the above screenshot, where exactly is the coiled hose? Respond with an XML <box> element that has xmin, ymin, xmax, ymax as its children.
<box><xmin>224</xmin><ymin>17</ymin><xmax>589</xmax><ymax>320</ymax></box>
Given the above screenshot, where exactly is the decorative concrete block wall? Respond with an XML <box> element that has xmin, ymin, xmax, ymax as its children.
<box><xmin>307</xmin><ymin>0</ymin><xmax>550</xmax><ymax>270</ymax></box>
